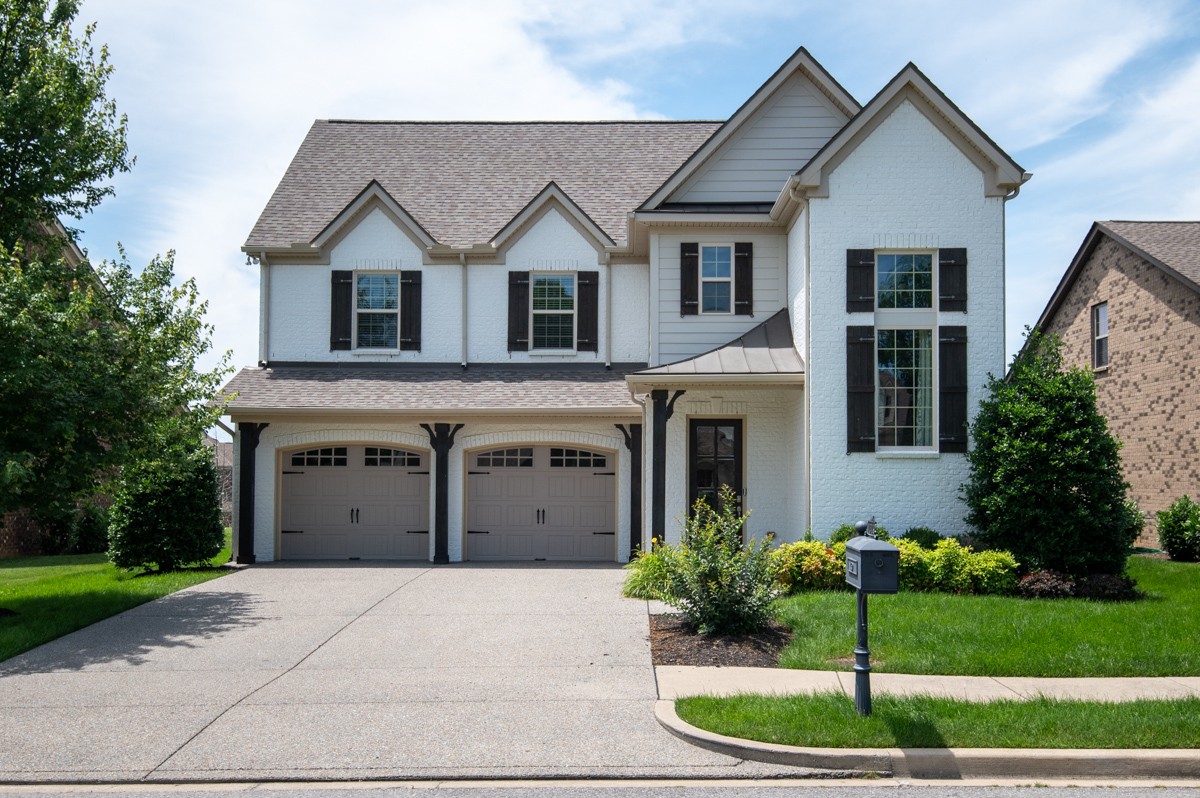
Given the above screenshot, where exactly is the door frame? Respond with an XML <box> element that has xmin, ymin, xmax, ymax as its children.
<box><xmin>686</xmin><ymin>417</ymin><xmax>746</xmax><ymax>517</ymax></box>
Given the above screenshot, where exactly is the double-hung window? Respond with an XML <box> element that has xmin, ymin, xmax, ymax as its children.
<box><xmin>531</xmin><ymin>273</ymin><xmax>575</xmax><ymax>350</ymax></box>
<box><xmin>1092</xmin><ymin>302</ymin><xmax>1109</xmax><ymax>369</ymax></box>
<box><xmin>355</xmin><ymin>273</ymin><xmax>399</xmax><ymax>348</ymax></box>
<box><xmin>700</xmin><ymin>245</ymin><xmax>733</xmax><ymax>313</ymax></box>
<box><xmin>876</xmin><ymin>253</ymin><xmax>935</xmax><ymax>450</ymax></box>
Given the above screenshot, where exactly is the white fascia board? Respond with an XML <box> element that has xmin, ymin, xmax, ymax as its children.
<box><xmin>625</xmin><ymin>373</ymin><xmax>804</xmax><ymax>388</ymax></box>
<box><xmin>632</xmin><ymin>212</ymin><xmax>779</xmax><ymax>227</ymax></box>
<box><xmin>309</xmin><ymin>180</ymin><xmax>438</xmax><ymax>250</ymax></box>
<box><xmin>491</xmin><ymin>181</ymin><xmax>615</xmax><ymax>249</ymax></box>
<box><xmin>228</xmin><ymin>406</ymin><xmax>643</xmax><ymax>420</ymax></box>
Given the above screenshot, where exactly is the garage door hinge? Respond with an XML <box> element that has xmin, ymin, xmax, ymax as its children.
<box><xmin>282</xmin><ymin>470</ymin><xmax>305</xmax><ymax>475</ymax></box>
<box><xmin>281</xmin><ymin>529</ymin><xmax>304</xmax><ymax>534</ymax></box>
<box><xmin>467</xmin><ymin>529</ymin><xmax>490</xmax><ymax>534</ymax></box>
<box><xmin>593</xmin><ymin>471</ymin><xmax>616</xmax><ymax>476</ymax></box>
<box><xmin>468</xmin><ymin>471</ymin><xmax>491</xmax><ymax>475</ymax></box>
<box><xmin>405</xmin><ymin>530</ymin><xmax>429</xmax><ymax>535</ymax></box>
<box><xmin>408</xmin><ymin>471</ymin><xmax>430</xmax><ymax>475</ymax></box>
<box><xmin>592</xmin><ymin>531</ymin><xmax>615</xmax><ymax>536</ymax></box>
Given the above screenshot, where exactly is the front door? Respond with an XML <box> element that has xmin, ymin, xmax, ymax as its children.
<box><xmin>688</xmin><ymin>419</ymin><xmax>744</xmax><ymax>514</ymax></box>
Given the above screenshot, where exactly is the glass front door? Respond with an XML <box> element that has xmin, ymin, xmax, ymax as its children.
<box><xmin>688</xmin><ymin>418</ymin><xmax>743</xmax><ymax>513</ymax></box>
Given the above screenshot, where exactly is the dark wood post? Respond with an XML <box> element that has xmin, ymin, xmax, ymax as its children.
<box><xmin>616</xmin><ymin>423</ymin><xmax>643</xmax><ymax>557</ymax></box>
<box><xmin>648</xmin><ymin>390</ymin><xmax>684</xmax><ymax>548</ymax></box>
<box><xmin>421</xmin><ymin>422</ymin><xmax>464</xmax><ymax>563</ymax></box>
<box><xmin>235</xmin><ymin>422</ymin><xmax>268</xmax><ymax>565</ymax></box>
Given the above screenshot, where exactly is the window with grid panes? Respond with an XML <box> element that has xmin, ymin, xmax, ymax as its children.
<box><xmin>355</xmin><ymin>273</ymin><xmax>398</xmax><ymax>348</ymax></box>
<box><xmin>531</xmin><ymin>274</ymin><xmax>575</xmax><ymax>349</ymax></box>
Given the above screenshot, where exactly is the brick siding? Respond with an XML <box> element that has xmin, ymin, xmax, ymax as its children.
<box><xmin>1044</xmin><ymin>235</ymin><xmax>1200</xmax><ymax>547</ymax></box>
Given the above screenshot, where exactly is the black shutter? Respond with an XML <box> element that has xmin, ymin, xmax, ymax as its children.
<box><xmin>508</xmin><ymin>271</ymin><xmax>530</xmax><ymax>351</ymax></box>
<box><xmin>330</xmin><ymin>270</ymin><xmax>353</xmax><ymax>351</ymax></box>
<box><xmin>399</xmin><ymin>270</ymin><xmax>421</xmax><ymax>351</ymax></box>
<box><xmin>734</xmin><ymin>242</ymin><xmax>753</xmax><ymax>316</ymax></box>
<box><xmin>846</xmin><ymin>249</ymin><xmax>875</xmax><ymax>312</ymax></box>
<box><xmin>680</xmin><ymin>242</ymin><xmax>698</xmax><ymax>316</ymax></box>
<box><xmin>939</xmin><ymin>248</ymin><xmax>968</xmax><ymax>312</ymax></box>
<box><xmin>577</xmin><ymin>271</ymin><xmax>599</xmax><ymax>352</ymax></box>
<box><xmin>939</xmin><ymin>325</ymin><xmax>969</xmax><ymax>453</ymax></box>
<box><xmin>847</xmin><ymin>325</ymin><xmax>876</xmax><ymax>453</ymax></box>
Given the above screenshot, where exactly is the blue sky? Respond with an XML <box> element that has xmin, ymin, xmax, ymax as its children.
<box><xmin>74</xmin><ymin>0</ymin><xmax>1200</xmax><ymax>386</ymax></box>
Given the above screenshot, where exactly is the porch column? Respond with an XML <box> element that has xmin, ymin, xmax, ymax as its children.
<box><xmin>649</xmin><ymin>390</ymin><xmax>684</xmax><ymax>547</ymax></box>
<box><xmin>616</xmin><ymin>423</ymin><xmax>643</xmax><ymax>557</ymax></box>
<box><xmin>421</xmin><ymin>422</ymin><xmax>464</xmax><ymax>564</ymax></box>
<box><xmin>235</xmin><ymin>422</ymin><xmax>268</xmax><ymax>565</ymax></box>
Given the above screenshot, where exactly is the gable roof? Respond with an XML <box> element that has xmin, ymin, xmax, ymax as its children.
<box><xmin>1037</xmin><ymin>221</ymin><xmax>1200</xmax><ymax>330</ymax></box>
<box><xmin>491</xmin><ymin>181</ymin><xmax>614</xmax><ymax>250</ymax></box>
<box><xmin>627</xmin><ymin>309</ymin><xmax>804</xmax><ymax>386</ymax></box>
<box><xmin>792</xmin><ymin>62</ymin><xmax>1029</xmax><ymax>199</ymax></box>
<box><xmin>640</xmin><ymin>47</ymin><xmax>860</xmax><ymax>210</ymax></box>
<box><xmin>245</xmin><ymin>121</ymin><xmax>719</xmax><ymax>252</ymax></box>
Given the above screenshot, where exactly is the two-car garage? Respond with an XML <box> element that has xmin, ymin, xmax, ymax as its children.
<box><xmin>278</xmin><ymin>444</ymin><xmax>616</xmax><ymax>562</ymax></box>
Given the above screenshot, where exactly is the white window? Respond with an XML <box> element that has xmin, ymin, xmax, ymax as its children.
<box><xmin>700</xmin><ymin>245</ymin><xmax>733</xmax><ymax>314</ymax></box>
<box><xmin>291</xmin><ymin>447</ymin><xmax>348</xmax><ymax>467</ymax></box>
<box><xmin>364</xmin><ymin>447</ymin><xmax>420</xmax><ymax>467</ymax></box>
<box><xmin>476</xmin><ymin>447</ymin><xmax>534</xmax><ymax>468</ymax></box>
<box><xmin>531</xmin><ymin>273</ymin><xmax>575</xmax><ymax>350</ymax></box>
<box><xmin>877</xmin><ymin>253</ymin><xmax>933</xmax><ymax>309</ymax></box>
<box><xmin>1092</xmin><ymin>302</ymin><xmax>1109</xmax><ymax>369</ymax></box>
<box><xmin>355</xmin><ymin>273</ymin><xmax>398</xmax><ymax>348</ymax></box>
<box><xmin>875</xmin><ymin>252</ymin><xmax>936</xmax><ymax>449</ymax></box>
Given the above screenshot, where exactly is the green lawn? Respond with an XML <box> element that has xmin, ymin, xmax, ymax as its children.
<box><xmin>775</xmin><ymin>556</ymin><xmax>1199</xmax><ymax>677</ymax></box>
<box><xmin>676</xmin><ymin>692</ymin><xmax>1200</xmax><ymax>749</ymax></box>
<box><xmin>0</xmin><ymin>530</ymin><xmax>232</xmax><ymax>662</ymax></box>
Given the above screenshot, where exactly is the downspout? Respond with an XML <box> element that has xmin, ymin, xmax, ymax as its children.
<box><xmin>460</xmin><ymin>252</ymin><xmax>468</xmax><ymax>369</ymax></box>
<box><xmin>257</xmin><ymin>252</ymin><xmax>270</xmax><ymax>366</ymax></box>
<box><xmin>604</xmin><ymin>251</ymin><xmax>612</xmax><ymax>368</ymax></box>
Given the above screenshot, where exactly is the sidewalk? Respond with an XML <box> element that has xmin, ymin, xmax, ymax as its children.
<box><xmin>654</xmin><ymin>666</ymin><xmax>1200</xmax><ymax>780</ymax></box>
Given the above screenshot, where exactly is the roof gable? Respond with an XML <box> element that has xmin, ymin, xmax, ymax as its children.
<box><xmin>641</xmin><ymin>47</ymin><xmax>860</xmax><ymax>210</ymax></box>
<box><xmin>794</xmin><ymin>63</ymin><xmax>1029</xmax><ymax>199</ymax></box>
<box><xmin>492</xmin><ymin>181</ymin><xmax>614</xmax><ymax>253</ymax></box>
<box><xmin>310</xmin><ymin>180</ymin><xmax>437</xmax><ymax>254</ymax></box>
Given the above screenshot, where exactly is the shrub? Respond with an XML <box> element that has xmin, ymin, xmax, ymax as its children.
<box><xmin>829</xmin><ymin>523</ymin><xmax>889</xmax><ymax>545</ymax></box>
<box><xmin>901</xmin><ymin>526</ymin><xmax>942</xmax><ymax>549</ymax></box>
<box><xmin>661</xmin><ymin>487</ymin><xmax>781</xmax><ymax>634</ymax></box>
<box><xmin>773</xmin><ymin>541</ymin><xmax>846</xmax><ymax>593</ymax></box>
<box><xmin>964</xmin><ymin>549</ymin><xmax>1020</xmax><ymax>595</ymax></box>
<box><xmin>67</xmin><ymin>501</ymin><xmax>110</xmax><ymax>554</ymax></box>
<box><xmin>1074</xmin><ymin>573</ymin><xmax>1140</xmax><ymax>601</ymax></box>
<box><xmin>929</xmin><ymin>538</ymin><xmax>973</xmax><ymax>593</ymax></box>
<box><xmin>1017</xmin><ymin>569</ymin><xmax>1075</xmax><ymax>599</ymax></box>
<box><xmin>963</xmin><ymin>330</ymin><xmax>1138</xmax><ymax>577</ymax></box>
<box><xmin>622</xmin><ymin>545</ymin><xmax>673</xmax><ymax>600</ymax></box>
<box><xmin>108</xmin><ymin>444</ymin><xmax>225</xmax><ymax>572</ymax></box>
<box><xmin>894</xmin><ymin>538</ymin><xmax>938</xmax><ymax>592</ymax></box>
<box><xmin>1157</xmin><ymin>496</ymin><xmax>1200</xmax><ymax>562</ymax></box>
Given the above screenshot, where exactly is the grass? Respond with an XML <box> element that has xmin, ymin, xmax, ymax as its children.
<box><xmin>0</xmin><ymin>529</ymin><xmax>232</xmax><ymax>663</ymax></box>
<box><xmin>676</xmin><ymin>691</ymin><xmax>1200</xmax><ymax>749</ymax></box>
<box><xmin>774</xmin><ymin>556</ymin><xmax>1200</xmax><ymax>677</ymax></box>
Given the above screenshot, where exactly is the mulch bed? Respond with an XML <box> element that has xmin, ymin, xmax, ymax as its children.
<box><xmin>649</xmin><ymin>613</ymin><xmax>793</xmax><ymax>667</ymax></box>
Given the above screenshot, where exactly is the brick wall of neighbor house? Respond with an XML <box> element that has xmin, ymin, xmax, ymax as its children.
<box><xmin>1043</xmin><ymin>236</ymin><xmax>1200</xmax><ymax>546</ymax></box>
<box><xmin>0</xmin><ymin>509</ymin><xmax>43</xmax><ymax>558</ymax></box>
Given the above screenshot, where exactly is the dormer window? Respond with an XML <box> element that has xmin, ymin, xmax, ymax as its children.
<box><xmin>355</xmin><ymin>273</ymin><xmax>399</xmax><ymax>348</ymax></box>
<box><xmin>531</xmin><ymin>273</ymin><xmax>576</xmax><ymax>350</ymax></box>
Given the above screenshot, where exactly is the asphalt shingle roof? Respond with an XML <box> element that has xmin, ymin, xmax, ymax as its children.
<box><xmin>1101</xmin><ymin>221</ymin><xmax>1200</xmax><ymax>289</ymax></box>
<box><xmin>633</xmin><ymin>309</ymin><xmax>804</xmax><ymax>376</ymax></box>
<box><xmin>245</xmin><ymin>121</ymin><xmax>722</xmax><ymax>250</ymax></box>
<box><xmin>223</xmin><ymin>364</ymin><xmax>643</xmax><ymax>414</ymax></box>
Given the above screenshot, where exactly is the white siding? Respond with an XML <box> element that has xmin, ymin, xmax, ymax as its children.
<box><xmin>787</xmin><ymin>207</ymin><xmax>808</xmax><ymax>356</ymax></box>
<box><xmin>267</xmin><ymin>208</ymin><xmax>459</xmax><ymax>363</ymax></box>
<box><xmin>673</xmin><ymin>74</ymin><xmax>849</xmax><ymax>204</ymax></box>
<box><xmin>806</xmin><ymin>99</ymin><xmax>1006</xmax><ymax>537</ymax></box>
<box><xmin>611</xmin><ymin>262</ymin><xmax>650</xmax><ymax>363</ymax></box>
<box><xmin>652</xmin><ymin>231</ymin><xmax>786</xmax><ymax>366</ymax></box>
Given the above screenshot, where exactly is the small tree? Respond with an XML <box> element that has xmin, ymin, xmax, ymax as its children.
<box><xmin>107</xmin><ymin>443</ymin><xmax>224</xmax><ymax>572</ymax></box>
<box><xmin>962</xmin><ymin>330</ymin><xmax>1138</xmax><ymax>576</ymax></box>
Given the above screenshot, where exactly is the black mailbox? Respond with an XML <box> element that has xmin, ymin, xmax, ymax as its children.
<box><xmin>845</xmin><ymin>535</ymin><xmax>899</xmax><ymax>594</ymax></box>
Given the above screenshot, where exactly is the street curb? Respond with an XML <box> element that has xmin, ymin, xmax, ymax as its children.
<box><xmin>655</xmin><ymin>700</ymin><xmax>1200</xmax><ymax>780</ymax></box>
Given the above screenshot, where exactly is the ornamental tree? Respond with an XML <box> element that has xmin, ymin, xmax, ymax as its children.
<box><xmin>0</xmin><ymin>0</ymin><xmax>132</xmax><ymax>250</ymax></box>
<box><xmin>962</xmin><ymin>329</ymin><xmax>1138</xmax><ymax>576</ymax></box>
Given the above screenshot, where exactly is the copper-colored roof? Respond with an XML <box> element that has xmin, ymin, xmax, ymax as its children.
<box><xmin>222</xmin><ymin>363</ymin><xmax>644</xmax><ymax>416</ymax></box>
<box><xmin>245</xmin><ymin>121</ymin><xmax>721</xmax><ymax>250</ymax></box>
<box><xmin>631</xmin><ymin>309</ymin><xmax>804</xmax><ymax>379</ymax></box>
<box><xmin>1100</xmin><ymin>221</ymin><xmax>1200</xmax><ymax>289</ymax></box>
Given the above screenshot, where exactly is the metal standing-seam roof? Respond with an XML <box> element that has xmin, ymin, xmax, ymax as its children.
<box><xmin>245</xmin><ymin>121</ymin><xmax>722</xmax><ymax>251</ymax></box>
<box><xmin>629</xmin><ymin>309</ymin><xmax>804</xmax><ymax>383</ymax></box>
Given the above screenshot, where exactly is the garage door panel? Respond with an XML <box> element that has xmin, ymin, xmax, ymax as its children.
<box><xmin>503</xmin><ymin>534</ymin><xmax>535</xmax><ymax>558</ymax></box>
<box><xmin>579</xmin><ymin>476</ymin><xmax>610</xmax><ymax>499</ymax></box>
<box><xmin>547</xmin><ymin>476</ymin><xmax>576</xmax><ymax>498</ymax></box>
<box><xmin>578</xmin><ymin>505</ymin><xmax>610</xmax><ymax>529</ymax></box>
<box><xmin>320</xmin><ymin>477</ymin><xmax>350</xmax><ymax>497</ymax></box>
<box><xmin>362</xmin><ymin>475</ymin><xmax>392</xmax><ymax>498</ymax></box>
<box><xmin>578</xmin><ymin>535</ymin><xmax>613</xmax><ymax>560</ymax></box>
<box><xmin>505</xmin><ymin>505</ymin><xmax>535</xmax><ymax>526</ymax></box>
<box><xmin>544</xmin><ymin>505</ymin><xmax>575</xmax><ymax>526</ymax></box>
<box><xmin>505</xmin><ymin>476</ymin><xmax>535</xmax><ymax>498</ymax></box>
<box><xmin>473</xmin><ymin>475</ymin><xmax>504</xmax><ymax>499</ymax></box>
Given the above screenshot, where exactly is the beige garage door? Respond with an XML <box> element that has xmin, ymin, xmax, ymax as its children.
<box><xmin>280</xmin><ymin>445</ymin><xmax>430</xmax><ymax>560</ymax></box>
<box><xmin>467</xmin><ymin>445</ymin><xmax>615</xmax><ymax>561</ymax></box>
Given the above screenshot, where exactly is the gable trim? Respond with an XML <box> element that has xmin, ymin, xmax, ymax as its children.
<box><xmin>491</xmin><ymin>181</ymin><xmax>615</xmax><ymax>255</ymax></box>
<box><xmin>310</xmin><ymin>180</ymin><xmax>438</xmax><ymax>253</ymax></box>
<box><xmin>639</xmin><ymin>47</ymin><xmax>861</xmax><ymax>211</ymax></box>
<box><xmin>795</xmin><ymin>63</ymin><xmax>1029</xmax><ymax>199</ymax></box>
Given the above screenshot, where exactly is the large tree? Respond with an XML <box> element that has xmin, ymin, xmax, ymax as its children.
<box><xmin>0</xmin><ymin>0</ymin><xmax>132</xmax><ymax>250</ymax></box>
<box><xmin>0</xmin><ymin>248</ymin><xmax>230</xmax><ymax>530</ymax></box>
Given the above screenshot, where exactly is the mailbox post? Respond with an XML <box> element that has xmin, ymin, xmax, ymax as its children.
<box><xmin>844</xmin><ymin>518</ymin><xmax>899</xmax><ymax>716</ymax></box>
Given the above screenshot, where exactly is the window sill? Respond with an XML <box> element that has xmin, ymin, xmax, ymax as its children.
<box><xmin>352</xmin><ymin>349</ymin><xmax>402</xmax><ymax>356</ymax></box>
<box><xmin>875</xmin><ymin>450</ymin><xmax>940</xmax><ymax>459</ymax></box>
<box><xmin>528</xmin><ymin>350</ymin><xmax>578</xmax><ymax>357</ymax></box>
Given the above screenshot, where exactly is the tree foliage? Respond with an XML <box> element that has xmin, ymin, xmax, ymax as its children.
<box><xmin>0</xmin><ymin>247</ymin><xmax>230</xmax><ymax>528</ymax></box>
<box><xmin>0</xmin><ymin>0</ymin><xmax>132</xmax><ymax>249</ymax></box>
<box><xmin>962</xmin><ymin>330</ymin><xmax>1138</xmax><ymax>576</ymax></box>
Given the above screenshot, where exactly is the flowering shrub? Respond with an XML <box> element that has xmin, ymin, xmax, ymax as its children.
<box><xmin>772</xmin><ymin>540</ymin><xmax>847</xmax><ymax>592</ymax></box>
<box><xmin>621</xmin><ymin>542</ymin><xmax>674</xmax><ymax>600</ymax></box>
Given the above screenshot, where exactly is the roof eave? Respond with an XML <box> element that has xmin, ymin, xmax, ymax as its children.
<box><xmin>227</xmin><ymin>405</ymin><xmax>642</xmax><ymax>420</ymax></box>
<box><xmin>625</xmin><ymin>372</ymin><xmax>804</xmax><ymax>388</ymax></box>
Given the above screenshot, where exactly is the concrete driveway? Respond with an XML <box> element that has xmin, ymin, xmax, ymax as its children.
<box><xmin>0</xmin><ymin>563</ymin><xmax>800</xmax><ymax>782</ymax></box>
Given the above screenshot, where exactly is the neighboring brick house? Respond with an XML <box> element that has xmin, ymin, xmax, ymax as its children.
<box><xmin>1037</xmin><ymin>221</ymin><xmax>1200</xmax><ymax>546</ymax></box>
<box><xmin>223</xmin><ymin>47</ymin><xmax>1030</xmax><ymax>564</ymax></box>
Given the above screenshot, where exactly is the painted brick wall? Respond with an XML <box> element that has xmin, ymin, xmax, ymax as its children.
<box><xmin>1043</xmin><ymin>235</ymin><xmax>1200</xmax><ymax>545</ymax></box>
<box><xmin>806</xmin><ymin>99</ymin><xmax>1006</xmax><ymax>537</ymax></box>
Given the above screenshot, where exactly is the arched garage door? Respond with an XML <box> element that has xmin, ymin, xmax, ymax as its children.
<box><xmin>280</xmin><ymin>445</ymin><xmax>430</xmax><ymax>560</ymax></box>
<box><xmin>467</xmin><ymin>445</ymin><xmax>615</xmax><ymax>561</ymax></box>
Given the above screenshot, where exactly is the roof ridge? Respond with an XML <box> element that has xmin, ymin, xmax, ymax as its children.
<box><xmin>317</xmin><ymin>119</ymin><xmax>724</xmax><ymax>126</ymax></box>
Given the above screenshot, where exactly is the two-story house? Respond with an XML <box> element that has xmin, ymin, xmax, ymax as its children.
<box><xmin>222</xmin><ymin>47</ymin><xmax>1030</xmax><ymax>564</ymax></box>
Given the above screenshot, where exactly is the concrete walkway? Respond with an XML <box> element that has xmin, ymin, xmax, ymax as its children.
<box><xmin>0</xmin><ymin>563</ymin><xmax>810</xmax><ymax>783</ymax></box>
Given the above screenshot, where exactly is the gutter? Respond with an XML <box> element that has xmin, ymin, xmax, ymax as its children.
<box><xmin>625</xmin><ymin>373</ymin><xmax>805</xmax><ymax>388</ymax></box>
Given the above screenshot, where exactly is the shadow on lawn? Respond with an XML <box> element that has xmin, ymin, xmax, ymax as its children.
<box><xmin>0</xmin><ymin>587</ymin><xmax>271</xmax><ymax>675</ymax></box>
<box><xmin>881</xmin><ymin>707</ymin><xmax>950</xmax><ymax>749</ymax></box>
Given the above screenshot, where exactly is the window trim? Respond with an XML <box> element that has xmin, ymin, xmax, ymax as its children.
<box><xmin>875</xmin><ymin>326</ymin><xmax>938</xmax><ymax>452</ymax></box>
<box><xmin>353</xmin><ymin>271</ymin><xmax>401</xmax><ymax>351</ymax></box>
<box><xmin>528</xmin><ymin>271</ymin><xmax>578</xmax><ymax>352</ymax></box>
<box><xmin>698</xmin><ymin>243</ymin><xmax>735</xmax><ymax>315</ymax></box>
<box><xmin>876</xmin><ymin>250</ymin><xmax>936</xmax><ymax>310</ymax></box>
<box><xmin>1092</xmin><ymin>301</ymin><xmax>1109</xmax><ymax>371</ymax></box>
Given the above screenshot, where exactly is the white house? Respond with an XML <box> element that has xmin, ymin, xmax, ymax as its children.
<box><xmin>223</xmin><ymin>47</ymin><xmax>1030</xmax><ymax>564</ymax></box>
